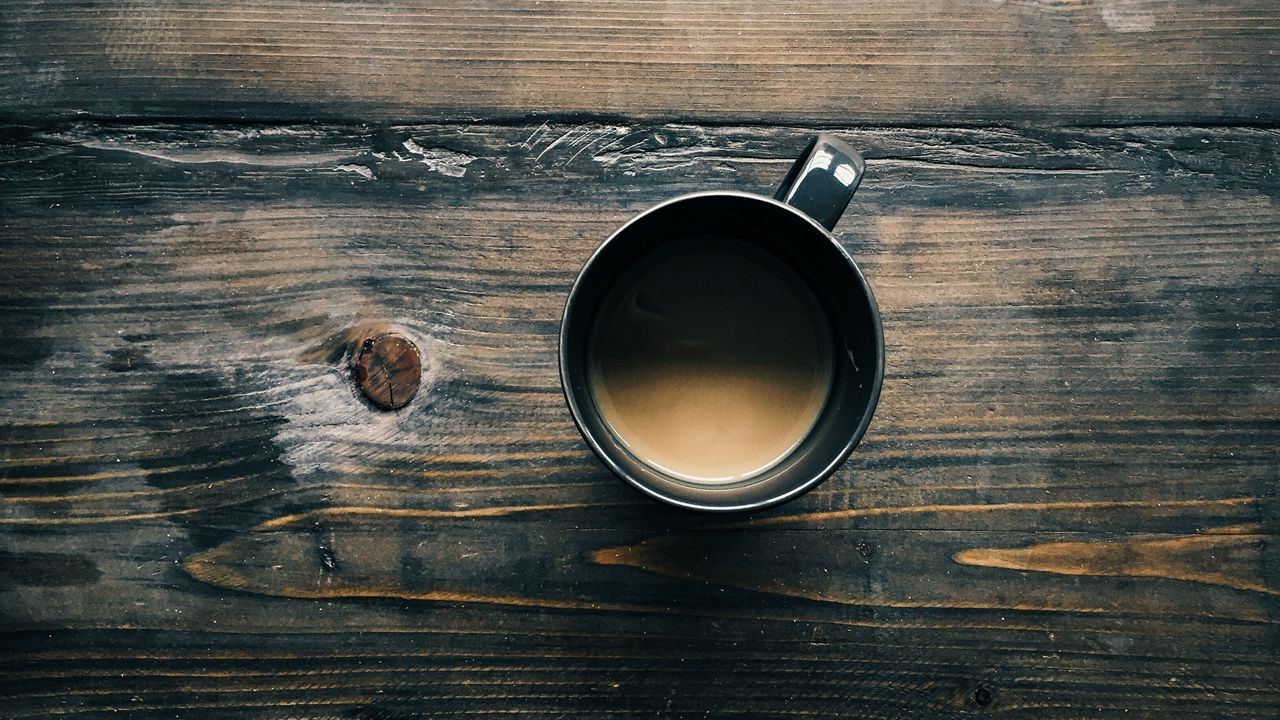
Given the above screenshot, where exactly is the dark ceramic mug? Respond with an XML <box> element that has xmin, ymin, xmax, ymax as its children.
<box><xmin>560</xmin><ymin>134</ymin><xmax>883</xmax><ymax>511</ymax></box>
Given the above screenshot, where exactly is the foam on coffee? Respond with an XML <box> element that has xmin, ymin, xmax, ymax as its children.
<box><xmin>587</xmin><ymin>237</ymin><xmax>833</xmax><ymax>484</ymax></box>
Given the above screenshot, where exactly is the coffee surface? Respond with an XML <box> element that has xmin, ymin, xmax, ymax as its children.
<box><xmin>588</xmin><ymin>238</ymin><xmax>833</xmax><ymax>484</ymax></box>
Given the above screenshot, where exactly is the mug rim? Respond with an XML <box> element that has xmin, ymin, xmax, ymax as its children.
<box><xmin>559</xmin><ymin>190</ymin><xmax>885</xmax><ymax>512</ymax></box>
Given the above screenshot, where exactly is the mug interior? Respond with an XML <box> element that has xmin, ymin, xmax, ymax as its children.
<box><xmin>560</xmin><ymin>192</ymin><xmax>882</xmax><ymax>511</ymax></box>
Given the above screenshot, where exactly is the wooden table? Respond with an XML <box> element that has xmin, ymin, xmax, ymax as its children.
<box><xmin>2</xmin><ymin>2</ymin><xmax>1277</xmax><ymax>717</ymax></box>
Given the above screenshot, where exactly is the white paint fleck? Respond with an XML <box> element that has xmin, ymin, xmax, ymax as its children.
<box><xmin>334</xmin><ymin>164</ymin><xmax>375</xmax><ymax>180</ymax></box>
<box><xmin>1101</xmin><ymin>4</ymin><xmax>1155</xmax><ymax>32</ymax></box>
<box><xmin>32</xmin><ymin>60</ymin><xmax>66</xmax><ymax>91</ymax></box>
<box><xmin>401</xmin><ymin>138</ymin><xmax>477</xmax><ymax>177</ymax></box>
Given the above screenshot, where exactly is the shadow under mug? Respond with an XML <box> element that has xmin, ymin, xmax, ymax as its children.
<box><xmin>560</xmin><ymin>134</ymin><xmax>884</xmax><ymax>512</ymax></box>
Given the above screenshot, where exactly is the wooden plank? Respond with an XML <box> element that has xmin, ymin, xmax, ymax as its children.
<box><xmin>3</xmin><ymin>1</ymin><xmax>1279</xmax><ymax>125</ymax></box>
<box><xmin>0</xmin><ymin>622</ymin><xmax>1271</xmax><ymax>719</ymax></box>
<box><xmin>178</xmin><ymin>511</ymin><xmax>1275</xmax><ymax>621</ymax></box>
<box><xmin>1</xmin><ymin>122</ymin><xmax>1278</xmax><ymax>717</ymax></box>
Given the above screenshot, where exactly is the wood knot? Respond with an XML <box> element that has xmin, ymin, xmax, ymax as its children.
<box><xmin>972</xmin><ymin>685</ymin><xmax>993</xmax><ymax>708</ymax></box>
<box><xmin>350</xmin><ymin>333</ymin><xmax>421</xmax><ymax>410</ymax></box>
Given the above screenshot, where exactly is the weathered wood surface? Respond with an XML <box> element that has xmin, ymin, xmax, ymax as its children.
<box><xmin>1</xmin><ymin>121</ymin><xmax>1277</xmax><ymax>717</ymax></box>
<box><xmin>3</xmin><ymin>0</ymin><xmax>1280</xmax><ymax>124</ymax></box>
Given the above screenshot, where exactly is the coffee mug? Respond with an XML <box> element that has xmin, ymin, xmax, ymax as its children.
<box><xmin>560</xmin><ymin>134</ymin><xmax>883</xmax><ymax>511</ymax></box>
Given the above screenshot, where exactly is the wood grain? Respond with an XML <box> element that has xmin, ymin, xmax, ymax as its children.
<box><xmin>3</xmin><ymin>1</ymin><xmax>1279</xmax><ymax>124</ymax></box>
<box><xmin>953</xmin><ymin>524</ymin><xmax>1277</xmax><ymax>595</ymax></box>
<box><xmin>1</xmin><ymin>121</ymin><xmax>1278</xmax><ymax>717</ymax></box>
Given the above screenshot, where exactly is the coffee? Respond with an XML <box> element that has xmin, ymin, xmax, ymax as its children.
<box><xmin>587</xmin><ymin>238</ymin><xmax>833</xmax><ymax>484</ymax></box>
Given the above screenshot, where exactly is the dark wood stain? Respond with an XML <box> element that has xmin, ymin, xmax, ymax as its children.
<box><xmin>2</xmin><ymin>5</ymin><xmax>1279</xmax><ymax>716</ymax></box>
<box><xmin>0</xmin><ymin>551</ymin><xmax>102</xmax><ymax>587</ymax></box>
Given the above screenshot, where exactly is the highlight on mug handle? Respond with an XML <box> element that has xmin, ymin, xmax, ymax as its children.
<box><xmin>773</xmin><ymin>133</ymin><xmax>865</xmax><ymax>232</ymax></box>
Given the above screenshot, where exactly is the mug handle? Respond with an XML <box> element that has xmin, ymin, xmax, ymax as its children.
<box><xmin>773</xmin><ymin>133</ymin><xmax>865</xmax><ymax>232</ymax></box>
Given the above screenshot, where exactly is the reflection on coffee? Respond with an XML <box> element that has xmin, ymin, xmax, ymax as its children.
<box><xmin>587</xmin><ymin>238</ymin><xmax>833</xmax><ymax>484</ymax></box>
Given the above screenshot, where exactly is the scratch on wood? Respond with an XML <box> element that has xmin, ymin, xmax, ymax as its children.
<box><xmin>566</xmin><ymin>127</ymin><xmax>621</xmax><ymax>164</ymax></box>
<box><xmin>519</xmin><ymin>121</ymin><xmax>550</xmax><ymax>150</ymax></box>
<box><xmin>534</xmin><ymin>126</ymin><xmax>583</xmax><ymax>163</ymax></box>
<box><xmin>529</xmin><ymin>124</ymin><xmax>627</xmax><ymax>165</ymax></box>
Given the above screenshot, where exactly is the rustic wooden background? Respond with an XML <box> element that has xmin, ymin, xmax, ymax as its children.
<box><xmin>2</xmin><ymin>1</ymin><xmax>1278</xmax><ymax>717</ymax></box>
